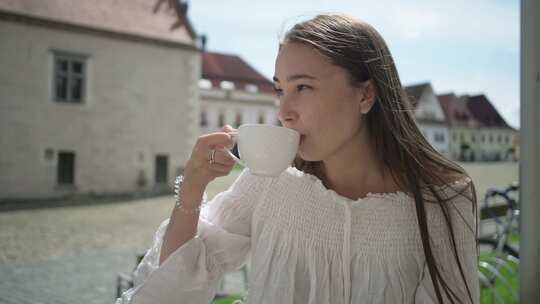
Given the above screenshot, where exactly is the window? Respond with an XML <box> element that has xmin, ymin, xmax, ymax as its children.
<box><xmin>481</xmin><ymin>134</ymin><xmax>485</xmax><ymax>143</ymax></box>
<box><xmin>471</xmin><ymin>134</ymin><xmax>476</xmax><ymax>143</ymax></box>
<box><xmin>246</xmin><ymin>84</ymin><xmax>258</xmax><ymax>93</ymax></box>
<box><xmin>434</xmin><ymin>132</ymin><xmax>445</xmax><ymax>143</ymax></box>
<box><xmin>198</xmin><ymin>79</ymin><xmax>212</xmax><ymax>89</ymax></box>
<box><xmin>258</xmin><ymin>113</ymin><xmax>265</xmax><ymax>124</ymax></box>
<box><xmin>155</xmin><ymin>155</ymin><xmax>168</xmax><ymax>184</ymax></box>
<box><xmin>505</xmin><ymin>135</ymin><xmax>510</xmax><ymax>144</ymax></box>
<box><xmin>234</xmin><ymin>112</ymin><xmax>243</xmax><ymax>128</ymax></box>
<box><xmin>452</xmin><ymin>133</ymin><xmax>457</xmax><ymax>141</ymax></box>
<box><xmin>497</xmin><ymin>134</ymin><xmax>502</xmax><ymax>143</ymax></box>
<box><xmin>489</xmin><ymin>134</ymin><xmax>493</xmax><ymax>143</ymax></box>
<box><xmin>200</xmin><ymin>111</ymin><xmax>208</xmax><ymax>127</ymax></box>
<box><xmin>57</xmin><ymin>151</ymin><xmax>75</xmax><ymax>185</ymax></box>
<box><xmin>218</xmin><ymin>111</ymin><xmax>225</xmax><ymax>127</ymax></box>
<box><xmin>53</xmin><ymin>52</ymin><xmax>87</xmax><ymax>103</ymax></box>
<box><xmin>220</xmin><ymin>81</ymin><xmax>235</xmax><ymax>90</ymax></box>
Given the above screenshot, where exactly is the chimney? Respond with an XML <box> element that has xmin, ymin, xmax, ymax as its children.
<box><xmin>175</xmin><ymin>0</ymin><xmax>188</xmax><ymax>16</ymax></box>
<box><xmin>199</xmin><ymin>34</ymin><xmax>208</xmax><ymax>52</ymax></box>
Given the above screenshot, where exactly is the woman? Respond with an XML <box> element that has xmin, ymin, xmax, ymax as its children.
<box><xmin>116</xmin><ymin>14</ymin><xmax>479</xmax><ymax>304</ymax></box>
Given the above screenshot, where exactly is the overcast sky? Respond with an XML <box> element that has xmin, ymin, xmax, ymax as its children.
<box><xmin>188</xmin><ymin>0</ymin><xmax>520</xmax><ymax>128</ymax></box>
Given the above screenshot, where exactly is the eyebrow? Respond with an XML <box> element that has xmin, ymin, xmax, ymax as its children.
<box><xmin>273</xmin><ymin>74</ymin><xmax>317</xmax><ymax>83</ymax></box>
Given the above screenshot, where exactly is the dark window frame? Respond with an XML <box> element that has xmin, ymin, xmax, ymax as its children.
<box><xmin>52</xmin><ymin>51</ymin><xmax>88</xmax><ymax>104</ymax></box>
<box><xmin>234</xmin><ymin>112</ymin><xmax>243</xmax><ymax>128</ymax></box>
<box><xmin>218</xmin><ymin>111</ymin><xmax>225</xmax><ymax>127</ymax></box>
<box><xmin>57</xmin><ymin>151</ymin><xmax>76</xmax><ymax>186</ymax></box>
<box><xmin>434</xmin><ymin>132</ymin><xmax>445</xmax><ymax>143</ymax></box>
<box><xmin>155</xmin><ymin>154</ymin><xmax>169</xmax><ymax>184</ymax></box>
<box><xmin>258</xmin><ymin>113</ymin><xmax>265</xmax><ymax>124</ymax></box>
<box><xmin>200</xmin><ymin>111</ymin><xmax>208</xmax><ymax>127</ymax></box>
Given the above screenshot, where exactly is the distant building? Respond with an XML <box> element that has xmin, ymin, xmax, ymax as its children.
<box><xmin>438</xmin><ymin>93</ymin><xmax>518</xmax><ymax>161</ymax></box>
<box><xmin>406</xmin><ymin>84</ymin><xmax>518</xmax><ymax>162</ymax></box>
<box><xmin>199</xmin><ymin>52</ymin><xmax>278</xmax><ymax>133</ymax></box>
<box><xmin>405</xmin><ymin>83</ymin><xmax>450</xmax><ymax>157</ymax></box>
<box><xmin>0</xmin><ymin>0</ymin><xmax>200</xmax><ymax>200</ymax></box>
<box><xmin>438</xmin><ymin>93</ymin><xmax>481</xmax><ymax>161</ymax></box>
<box><xmin>464</xmin><ymin>95</ymin><xmax>518</xmax><ymax>161</ymax></box>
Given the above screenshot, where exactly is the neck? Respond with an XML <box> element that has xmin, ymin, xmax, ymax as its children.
<box><xmin>320</xmin><ymin>132</ymin><xmax>389</xmax><ymax>200</ymax></box>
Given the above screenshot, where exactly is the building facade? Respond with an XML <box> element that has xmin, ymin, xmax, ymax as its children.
<box><xmin>439</xmin><ymin>93</ymin><xmax>518</xmax><ymax>161</ymax></box>
<box><xmin>406</xmin><ymin>83</ymin><xmax>517</xmax><ymax>162</ymax></box>
<box><xmin>406</xmin><ymin>83</ymin><xmax>450</xmax><ymax>157</ymax></box>
<box><xmin>0</xmin><ymin>0</ymin><xmax>200</xmax><ymax>200</ymax></box>
<box><xmin>438</xmin><ymin>93</ymin><xmax>481</xmax><ymax>161</ymax></box>
<box><xmin>465</xmin><ymin>94</ymin><xmax>518</xmax><ymax>161</ymax></box>
<box><xmin>199</xmin><ymin>52</ymin><xmax>278</xmax><ymax>134</ymax></box>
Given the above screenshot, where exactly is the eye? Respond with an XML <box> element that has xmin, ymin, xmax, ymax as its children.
<box><xmin>296</xmin><ymin>84</ymin><xmax>312</xmax><ymax>92</ymax></box>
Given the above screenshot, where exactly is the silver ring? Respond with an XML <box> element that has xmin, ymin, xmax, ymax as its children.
<box><xmin>209</xmin><ymin>149</ymin><xmax>216</xmax><ymax>164</ymax></box>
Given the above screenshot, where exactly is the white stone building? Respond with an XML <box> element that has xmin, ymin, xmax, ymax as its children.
<box><xmin>405</xmin><ymin>83</ymin><xmax>450</xmax><ymax>157</ymax></box>
<box><xmin>199</xmin><ymin>52</ymin><xmax>278</xmax><ymax>134</ymax></box>
<box><xmin>0</xmin><ymin>0</ymin><xmax>200</xmax><ymax>200</ymax></box>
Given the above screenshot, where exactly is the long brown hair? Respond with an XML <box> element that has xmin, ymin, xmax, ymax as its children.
<box><xmin>282</xmin><ymin>14</ymin><xmax>477</xmax><ymax>303</ymax></box>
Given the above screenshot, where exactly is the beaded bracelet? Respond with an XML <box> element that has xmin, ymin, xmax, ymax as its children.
<box><xmin>174</xmin><ymin>175</ymin><xmax>208</xmax><ymax>214</ymax></box>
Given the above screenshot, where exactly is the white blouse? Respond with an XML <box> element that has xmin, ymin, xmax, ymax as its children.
<box><xmin>115</xmin><ymin>167</ymin><xmax>479</xmax><ymax>304</ymax></box>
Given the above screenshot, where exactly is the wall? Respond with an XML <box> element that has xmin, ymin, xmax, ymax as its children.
<box><xmin>0</xmin><ymin>19</ymin><xmax>200</xmax><ymax>199</ymax></box>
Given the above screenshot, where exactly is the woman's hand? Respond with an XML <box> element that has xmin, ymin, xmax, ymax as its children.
<box><xmin>183</xmin><ymin>125</ymin><xmax>237</xmax><ymax>189</ymax></box>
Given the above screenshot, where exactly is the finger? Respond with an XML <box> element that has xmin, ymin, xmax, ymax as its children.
<box><xmin>199</xmin><ymin>132</ymin><xmax>234</xmax><ymax>149</ymax></box>
<box><xmin>213</xmin><ymin>148</ymin><xmax>236</xmax><ymax>165</ymax></box>
<box><xmin>210</xmin><ymin>162</ymin><xmax>235</xmax><ymax>174</ymax></box>
<box><xmin>222</xmin><ymin>125</ymin><xmax>237</xmax><ymax>133</ymax></box>
<box><xmin>221</xmin><ymin>126</ymin><xmax>237</xmax><ymax>149</ymax></box>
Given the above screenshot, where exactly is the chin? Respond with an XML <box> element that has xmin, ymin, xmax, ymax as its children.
<box><xmin>298</xmin><ymin>147</ymin><xmax>323</xmax><ymax>162</ymax></box>
<box><xmin>297</xmin><ymin>136</ymin><xmax>325</xmax><ymax>162</ymax></box>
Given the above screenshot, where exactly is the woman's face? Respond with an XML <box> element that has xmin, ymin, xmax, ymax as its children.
<box><xmin>274</xmin><ymin>43</ymin><xmax>369</xmax><ymax>162</ymax></box>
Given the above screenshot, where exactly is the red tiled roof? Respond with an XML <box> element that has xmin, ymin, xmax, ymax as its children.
<box><xmin>465</xmin><ymin>94</ymin><xmax>512</xmax><ymax>129</ymax></box>
<box><xmin>0</xmin><ymin>0</ymin><xmax>196</xmax><ymax>47</ymax></box>
<box><xmin>438</xmin><ymin>93</ymin><xmax>478</xmax><ymax>128</ymax></box>
<box><xmin>202</xmin><ymin>52</ymin><xmax>274</xmax><ymax>93</ymax></box>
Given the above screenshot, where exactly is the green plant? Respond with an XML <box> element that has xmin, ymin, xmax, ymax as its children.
<box><xmin>212</xmin><ymin>295</ymin><xmax>244</xmax><ymax>304</ymax></box>
<box><xmin>480</xmin><ymin>253</ymin><xmax>519</xmax><ymax>304</ymax></box>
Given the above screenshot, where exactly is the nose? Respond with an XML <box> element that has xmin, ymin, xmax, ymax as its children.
<box><xmin>277</xmin><ymin>96</ymin><xmax>298</xmax><ymax>128</ymax></box>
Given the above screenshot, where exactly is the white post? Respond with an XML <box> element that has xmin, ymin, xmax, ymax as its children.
<box><xmin>520</xmin><ymin>0</ymin><xmax>540</xmax><ymax>302</ymax></box>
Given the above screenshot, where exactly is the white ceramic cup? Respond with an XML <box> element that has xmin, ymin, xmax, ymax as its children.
<box><xmin>226</xmin><ymin>124</ymin><xmax>300</xmax><ymax>177</ymax></box>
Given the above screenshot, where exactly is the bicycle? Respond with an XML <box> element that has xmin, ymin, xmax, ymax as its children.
<box><xmin>478</xmin><ymin>183</ymin><xmax>519</xmax><ymax>258</ymax></box>
<box><xmin>478</xmin><ymin>183</ymin><xmax>520</xmax><ymax>304</ymax></box>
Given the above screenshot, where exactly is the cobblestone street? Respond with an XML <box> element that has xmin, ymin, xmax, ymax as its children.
<box><xmin>0</xmin><ymin>173</ymin><xmax>241</xmax><ymax>304</ymax></box>
<box><xmin>0</xmin><ymin>250</ymin><xmax>133</xmax><ymax>304</ymax></box>
<box><xmin>0</xmin><ymin>249</ymin><xmax>248</xmax><ymax>304</ymax></box>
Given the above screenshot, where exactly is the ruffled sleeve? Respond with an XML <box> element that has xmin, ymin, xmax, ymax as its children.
<box><xmin>115</xmin><ymin>169</ymin><xmax>268</xmax><ymax>304</ymax></box>
<box><xmin>415</xmin><ymin>178</ymin><xmax>480</xmax><ymax>303</ymax></box>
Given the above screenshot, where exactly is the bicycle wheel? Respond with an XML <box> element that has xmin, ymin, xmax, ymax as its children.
<box><xmin>478</xmin><ymin>238</ymin><xmax>519</xmax><ymax>258</ymax></box>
